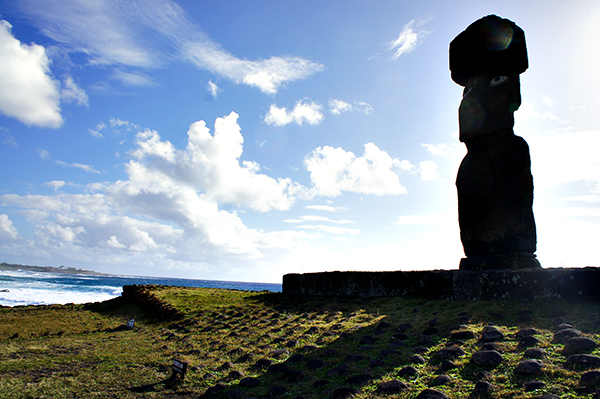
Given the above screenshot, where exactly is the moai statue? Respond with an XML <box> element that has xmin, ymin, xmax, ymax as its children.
<box><xmin>450</xmin><ymin>15</ymin><xmax>541</xmax><ymax>270</ymax></box>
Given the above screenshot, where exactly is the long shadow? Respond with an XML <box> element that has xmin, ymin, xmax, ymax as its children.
<box><xmin>114</xmin><ymin>290</ymin><xmax>600</xmax><ymax>399</ymax></box>
<box><xmin>190</xmin><ymin>292</ymin><xmax>487</xmax><ymax>398</ymax></box>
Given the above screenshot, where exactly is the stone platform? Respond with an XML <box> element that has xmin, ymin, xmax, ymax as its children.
<box><xmin>282</xmin><ymin>267</ymin><xmax>600</xmax><ymax>301</ymax></box>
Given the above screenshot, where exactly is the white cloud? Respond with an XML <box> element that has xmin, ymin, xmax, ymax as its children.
<box><xmin>112</xmin><ymin>69</ymin><xmax>158</xmax><ymax>87</ymax></box>
<box><xmin>387</xmin><ymin>18</ymin><xmax>431</xmax><ymax>61</ymax></box>
<box><xmin>419</xmin><ymin>161</ymin><xmax>439</xmax><ymax>181</ymax></box>
<box><xmin>297</xmin><ymin>224</ymin><xmax>360</xmax><ymax>236</ymax></box>
<box><xmin>0</xmin><ymin>20</ymin><xmax>62</xmax><ymax>128</ymax></box>
<box><xmin>16</xmin><ymin>0</ymin><xmax>323</xmax><ymax>94</ymax></box>
<box><xmin>305</xmin><ymin>205</ymin><xmax>348</xmax><ymax>213</ymax></box>
<box><xmin>89</xmin><ymin>122</ymin><xmax>106</xmax><ymax>138</ymax></box>
<box><xmin>123</xmin><ymin>112</ymin><xmax>310</xmax><ymax>212</ymax></box>
<box><xmin>0</xmin><ymin>214</ymin><xmax>19</xmax><ymax>239</ymax></box>
<box><xmin>1</xmin><ymin>130</ymin><xmax>17</xmax><ymax>147</ymax></box>
<box><xmin>329</xmin><ymin>98</ymin><xmax>373</xmax><ymax>115</ymax></box>
<box><xmin>285</xmin><ymin>215</ymin><xmax>355</xmax><ymax>224</ymax></box>
<box><xmin>264</xmin><ymin>99</ymin><xmax>324</xmax><ymax>127</ymax></box>
<box><xmin>516</xmin><ymin>102</ymin><xmax>565</xmax><ymax>123</ymax></box>
<box><xmin>60</xmin><ymin>75</ymin><xmax>88</xmax><ymax>107</ymax></box>
<box><xmin>0</xmin><ymin>113</ymin><xmax>315</xmax><ymax>270</ymax></box>
<box><xmin>207</xmin><ymin>80</ymin><xmax>220</xmax><ymax>97</ymax></box>
<box><xmin>45</xmin><ymin>180</ymin><xmax>66</xmax><ymax>191</ymax></box>
<box><xmin>421</xmin><ymin>143</ymin><xmax>452</xmax><ymax>156</ymax></box>
<box><xmin>55</xmin><ymin>160</ymin><xmax>100</xmax><ymax>174</ymax></box>
<box><xmin>38</xmin><ymin>149</ymin><xmax>51</xmax><ymax>160</ymax></box>
<box><xmin>329</xmin><ymin>99</ymin><xmax>353</xmax><ymax>115</ymax></box>
<box><xmin>304</xmin><ymin>143</ymin><xmax>411</xmax><ymax>196</ymax></box>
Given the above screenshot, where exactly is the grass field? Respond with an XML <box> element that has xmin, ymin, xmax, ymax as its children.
<box><xmin>1</xmin><ymin>285</ymin><xmax>599</xmax><ymax>398</ymax></box>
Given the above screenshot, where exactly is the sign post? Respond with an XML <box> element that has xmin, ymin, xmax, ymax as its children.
<box><xmin>172</xmin><ymin>358</ymin><xmax>189</xmax><ymax>381</ymax></box>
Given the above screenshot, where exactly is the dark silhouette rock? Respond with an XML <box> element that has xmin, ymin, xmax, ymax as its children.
<box><xmin>515</xmin><ymin>359</ymin><xmax>544</xmax><ymax>375</ymax></box>
<box><xmin>524</xmin><ymin>381</ymin><xmax>545</xmax><ymax>391</ymax></box>
<box><xmin>435</xmin><ymin>345</ymin><xmax>465</xmax><ymax>360</ymax></box>
<box><xmin>474</xmin><ymin>381</ymin><xmax>493</xmax><ymax>396</ymax></box>
<box><xmin>431</xmin><ymin>375</ymin><xmax>451</xmax><ymax>386</ymax></box>
<box><xmin>472</xmin><ymin>350</ymin><xmax>503</xmax><ymax>367</ymax></box>
<box><xmin>525</xmin><ymin>348</ymin><xmax>545</xmax><ymax>359</ymax></box>
<box><xmin>439</xmin><ymin>360</ymin><xmax>457</xmax><ymax>372</ymax></box>
<box><xmin>580</xmin><ymin>371</ymin><xmax>600</xmax><ymax>388</ymax></box>
<box><xmin>519</xmin><ymin>336</ymin><xmax>541</xmax><ymax>348</ymax></box>
<box><xmin>563</xmin><ymin>337</ymin><xmax>597</xmax><ymax>355</ymax></box>
<box><xmin>377</xmin><ymin>380</ymin><xmax>408</xmax><ymax>394</ymax></box>
<box><xmin>554</xmin><ymin>328</ymin><xmax>582</xmax><ymax>343</ymax></box>
<box><xmin>239</xmin><ymin>377</ymin><xmax>260</xmax><ymax>388</ymax></box>
<box><xmin>449</xmin><ymin>330</ymin><xmax>476</xmax><ymax>340</ymax></box>
<box><xmin>397</xmin><ymin>366</ymin><xmax>419</xmax><ymax>378</ymax></box>
<box><xmin>516</xmin><ymin>327</ymin><xmax>538</xmax><ymax>339</ymax></box>
<box><xmin>228</xmin><ymin>370</ymin><xmax>244</xmax><ymax>380</ymax></box>
<box><xmin>450</xmin><ymin>15</ymin><xmax>539</xmax><ymax>270</ymax></box>
<box><xmin>407</xmin><ymin>355</ymin><xmax>426</xmax><ymax>365</ymax></box>
<box><xmin>566</xmin><ymin>354</ymin><xmax>600</xmax><ymax>368</ymax></box>
<box><xmin>480</xmin><ymin>327</ymin><xmax>504</xmax><ymax>342</ymax></box>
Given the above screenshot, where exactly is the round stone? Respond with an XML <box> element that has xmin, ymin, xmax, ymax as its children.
<box><xmin>515</xmin><ymin>359</ymin><xmax>544</xmax><ymax>376</ymax></box>
<box><xmin>471</xmin><ymin>350</ymin><xmax>503</xmax><ymax>367</ymax></box>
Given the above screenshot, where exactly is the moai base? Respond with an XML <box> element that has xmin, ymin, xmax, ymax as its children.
<box><xmin>450</xmin><ymin>15</ymin><xmax>541</xmax><ymax>271</ymax></box>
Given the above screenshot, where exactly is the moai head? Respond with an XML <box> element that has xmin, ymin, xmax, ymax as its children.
<box><xmin>450</xmin><ymin>15</ymin><xmax>528</xmax><ymax>142</ymax></box>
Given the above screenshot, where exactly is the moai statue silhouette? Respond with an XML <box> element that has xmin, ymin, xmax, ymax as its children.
<box><xmin>450</xmin><ymin>15</ymin><xmax>541</xmax><ymax>270</ymax></box>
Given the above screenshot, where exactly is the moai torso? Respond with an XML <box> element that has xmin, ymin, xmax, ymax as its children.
<box><xmin>450</xmin><ymin>15</ymin><xmax>540</xmax><ymax>270</ymax></box>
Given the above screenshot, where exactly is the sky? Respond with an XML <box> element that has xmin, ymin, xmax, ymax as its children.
<box><xmin>0</xmin><ymin>0</ymin><xmax>599</xmax><ymax>283</ymax></box>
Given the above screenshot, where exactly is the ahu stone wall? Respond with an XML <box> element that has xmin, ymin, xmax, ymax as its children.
<box><xmin>282</xmin><ymin>267</ymin><xmax>600</xmax><ymax>301</ymax></box>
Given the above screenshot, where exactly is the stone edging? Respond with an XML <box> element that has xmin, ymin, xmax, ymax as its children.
<box><xmin>282</xmin><ymin>267</ymin><xmax>600</xmax><ymax>301</ymax></box>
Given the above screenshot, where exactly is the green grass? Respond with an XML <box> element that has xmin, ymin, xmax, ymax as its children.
<box><xmin>1</xmin><ymin>286</ymin><xmax>599</xmax><ymax>398</ymax></box>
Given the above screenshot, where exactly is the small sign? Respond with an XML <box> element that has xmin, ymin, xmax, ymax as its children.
<box><xmin>172</xmin><ymin>358</ymin><xmax>189</xmax><ymax>380</ymax></box>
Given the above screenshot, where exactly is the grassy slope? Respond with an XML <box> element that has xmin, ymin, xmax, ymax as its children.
<box><xmin>0</xmin><ymin>286</ymin><xmax>599</xmax><ymax>398</ymax></box>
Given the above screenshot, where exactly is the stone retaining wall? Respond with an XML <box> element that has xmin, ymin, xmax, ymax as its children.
<box><xmin>282</xmin><ymin>267</ymin><xmax>600</xmax><ymax>301</ymax></box>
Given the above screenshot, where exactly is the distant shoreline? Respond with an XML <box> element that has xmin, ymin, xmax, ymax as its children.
<box><xmin>0</xmin><ymin>262</ymin><xmax>109</xmax><ymax>276</ymax></box>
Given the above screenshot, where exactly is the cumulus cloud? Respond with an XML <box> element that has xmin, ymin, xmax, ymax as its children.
<box><xmin>121</xmin><ymin>112</ymin><xmax>310</xmax><ymax>212</ymax></box>
<box><xmin>0</xmin><ymin>113</ymin><xmax>315</xmax><ymax>269</ymax></box>
<box><xmin>421</xmin><ymin>143</ymin><xmax>452</xmax><ymax>157</ymax></box>
<box><xmin>16</xmin><ymin>0</ymin><xmax>323</xmax><ymax>94</ymax></box>
<box><xmin>329</xmin><ymin>98</ymin><xmax>373</xmax><ymax>115</ymax></box>
<box><xmin>264</xmin><ymin>99</ymin><xmax>324</xmax><ymax>127</ymax></box>
<box><xmin>387</xmin><ymin>18</ymin><xmax>431</xmax><ymax>60</ymax></box>
<box><xmin>0</xmin><ymin>20</ymin><xmax>62</xmax><ymax>128</ymax></box>
<box><xmin>0</xmin><ymin>214</ymin><xmax>18</xmax><ymax>239</ymax></box>
<box><xmin>304</xmin><ymin>143</ymin><xmax>412</xmax><ymax>196</ymax></box>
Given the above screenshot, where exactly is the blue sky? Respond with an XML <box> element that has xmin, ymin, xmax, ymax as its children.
<box><xmin>1</xmin><ymin>0</ymin><xmax>599</xmax><ymax>283</ymax></box>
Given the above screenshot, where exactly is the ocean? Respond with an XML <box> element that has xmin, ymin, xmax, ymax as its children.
<box><xmin>0</xmin><ymin>270</ymin><xmax>282</xmax><ymax>307</ymax></box>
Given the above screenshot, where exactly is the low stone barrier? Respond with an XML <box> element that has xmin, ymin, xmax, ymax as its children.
<box><xmin>282</xmin><ymin>267</ymin><xmax>600</xmax><ymax>301</ymax></box>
